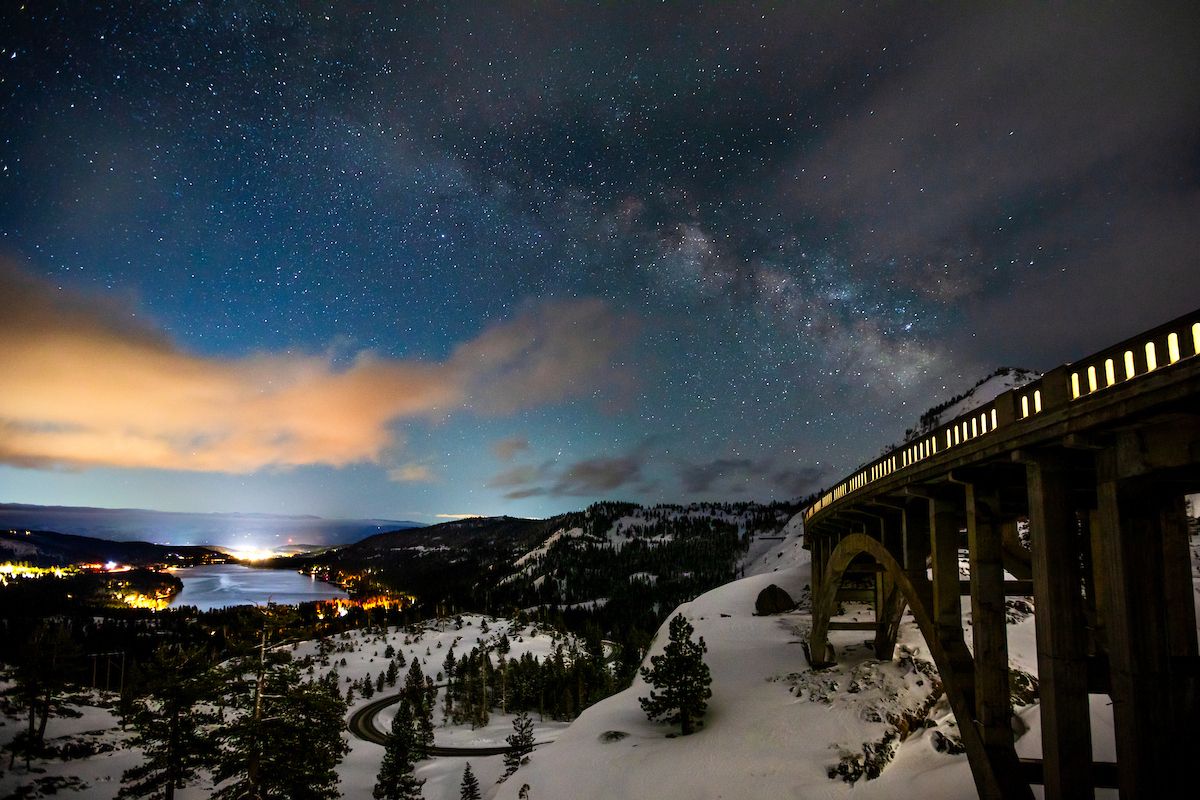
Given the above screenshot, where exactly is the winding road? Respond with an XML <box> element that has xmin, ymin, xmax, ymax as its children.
<box><xmin>347</xmin><ymin>692</ymin><xmax>547</xmax><ymax>756</ymax></box>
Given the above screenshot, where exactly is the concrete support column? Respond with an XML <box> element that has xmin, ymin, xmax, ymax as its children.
<box><xmin>929</xmin><ymin>495</ymin><xmax>963</xmax><ymax>639</ymax></box>
<box><xmin>965</xmin><ymin>482</ymin><xmax>1029</xmax><ymax>800</ymax></box>
<box><xmin>1093</xmin><ymin>473</ymin><xmax>1177</xmax><ymax>798</ymax></box>
<box><xmin>902</xmin><ymin>499</ymin><xmax>931</xmax><ymax>581</ymax></box>
<box><xmin>1026</xmin><ymin>453</ymin><xmax>1093</xmax><ymax>800</ymax></box>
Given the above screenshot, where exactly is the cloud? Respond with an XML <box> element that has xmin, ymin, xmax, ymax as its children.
<box><xmin>679</xmin><ymin>457</ymin><xmax>828</xmax><ymax>498</ymax></box>
<box><xmin>386</xmin><ymin>463</ymin><xmax>437</xmax><ymax>483</ymax></box>
<box><xmin>0</xmin><ymin>264</ymin><xmax>636</xmax><ymax>473</ymax></box>
<box><xmin>679</xmin><ymin>458</ymin><xmax>756</xmax><ymax>493</ymax></box>
<box><xmin>500</xmin><ymin>487</ymin><xmax>547</xmax><ymax>500</ymax></box>
<box><xmin>491</xmin><ymin>436</ymin><xmax>530</xmax><ymax>462</ymax></box>
<box><xmin>454</xmin><ymin>297</ymin><xmax>639</xmax><ymax>415</ymax></box>
<box><xmin>491</xmin><ymin>441</ymin><xmax>826</xmax><ymax>502</ymax></box>
<box><xmin>550</xmin><ymin>454</ymin><xmax>644</xmax><ymax>496</ymax></box>
<box><xmin>492</xmin><ymin>451</ymin><xmax>647</xmax><ymax>500</ymax></box>
<box><xmin>486</xmin><ymin>464</ymin><xmax>543</xmax><ymax>489</ymax></box>
<box><xmin>785</xmin><ymin>4</ymin><xmax>1199</xmax><ymax>290</ymax></box>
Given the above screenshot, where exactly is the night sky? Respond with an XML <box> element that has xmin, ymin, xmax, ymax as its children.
<box><xmin>2</xmin><ymin>2</ymin><xmax>1197</xmax><ymax>524</ymax></box>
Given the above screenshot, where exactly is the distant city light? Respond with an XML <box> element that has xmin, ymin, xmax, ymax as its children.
<box><xmin>228</xmin><ymin>547</ymin><xmax>275</xmax><ymax>562</ymax></box>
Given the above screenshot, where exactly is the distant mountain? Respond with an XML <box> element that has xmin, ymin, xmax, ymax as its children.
<box><xmin>0</xmin><ymin>528</ymin><xmax>223</xmax><ymax>567</ymax></box>
<box><xmin>0</xmin><ymin>503</ymin><xmax>423</xmax><ymax>549</ymax></box>
<box><xmin>342</xmin><ymin>514</ymin><xmax>553</xmax><ymax>555</ymax></box>
<box><xmin>299</xmin><ymin>501</ymin><xmax>801</xmax><ymax>640</ymax></box>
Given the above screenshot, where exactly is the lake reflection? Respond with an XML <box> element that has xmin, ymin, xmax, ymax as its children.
<box><xmin>171</xmin><ymin>564</ymin><xmax>348</xmax><ymax>611</ymax></box>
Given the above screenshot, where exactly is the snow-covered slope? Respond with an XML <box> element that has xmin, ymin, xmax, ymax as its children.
<box><xmin>903</xmin><ymin>367</ymin><xmax>1039</xmax><ymax>445</ymax></box>
<box><xmin>490</xmin><ymin>542</ymin><xmax>1128</xmax><ymax>800</ymax></box>
<box><xmin>739</xmin><ymin>511</ymin><xmax>808</xmax><ymax>577</ymax></box>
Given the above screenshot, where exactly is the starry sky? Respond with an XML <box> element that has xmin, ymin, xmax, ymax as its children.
<box><xmin>1</xmin><ymin>2</ymin><xmax>1197</xmax><ymax>524</ymax></box>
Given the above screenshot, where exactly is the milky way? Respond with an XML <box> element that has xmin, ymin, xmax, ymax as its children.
<box><xmin>1</xmin><ymin>2</ymin><xmax>1197</xmax><ymax>522</ymax></box>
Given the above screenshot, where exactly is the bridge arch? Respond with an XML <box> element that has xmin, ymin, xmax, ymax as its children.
<box><xmin>808</xmin><ymin>533</ymin><xmax>1029</xmax><ymax>800</ymax></box>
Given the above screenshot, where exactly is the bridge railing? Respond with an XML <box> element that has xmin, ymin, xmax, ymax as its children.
<box><xmin>804</xmin><ymin>309</ymin><xmax>1200</xmax><ymax>523</ymax></box>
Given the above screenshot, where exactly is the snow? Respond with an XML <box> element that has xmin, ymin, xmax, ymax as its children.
<box><xmin>513</xmin><ymin>527</ymin><xmax>584</xmax><ymax>568</ymax></box>
<box><xmin>740</xmin><ymin>512</ymin><xmax>808</xmax><ymax>576</ymax></box>
<box><xmin>906</xmin><ymin>367</ymin><xmax>1039</xmax><ymax>443</ymax></box>
<box><xmin>487</xmin><ymin>525</ymin><xmax>1170</xmax><ymax>800</ymax></box>
<box><xmin>0</xmin><ymin>614</ymin><xmax>574</xmax><ymax>800</ymax></box>
<box><xmin>0</xmin><ymin>688</ymin><xmax>161</xmax><ymax>799</ymax></box>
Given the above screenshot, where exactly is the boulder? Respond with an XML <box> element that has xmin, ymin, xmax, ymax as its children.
<box><xmin>755</xmin><ymin>583</ymin><xmax>795</xmax><ymax>615</ymax></box>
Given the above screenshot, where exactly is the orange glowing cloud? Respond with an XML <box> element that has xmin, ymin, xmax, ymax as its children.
<box><xmin>0</xmin><ymin>264</ymin><xmax>636</xmax><ymax>473</ymax></box>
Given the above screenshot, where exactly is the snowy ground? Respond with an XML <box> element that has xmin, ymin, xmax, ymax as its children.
<box><xmin>489</xmin><ymin>517</ymin><xmax>1137</xmax><ymax>800</ymax></box>
<box><xmin>0</xmin><ymin>614</ymin><xmax>573</xmax><ymax>800</ymax></box>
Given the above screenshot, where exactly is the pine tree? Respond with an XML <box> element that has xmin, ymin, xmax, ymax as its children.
<box><xmin>459</xmin><ymin>762</ymin><xmax>481</xmax><ymax>800</ymax></box>
<box><xmin>402</xmin><ymin>660</ymin><xmax>434</xmax><ymax>757</ymax></box>
<box><xmin>502</xmin><ymin>711</ymin><xmax>535</xmax><ymax>779</ymax></box>
<box><xmin>12</xmin><ymin>622</ymin><xmax>80</xmax><ymax>768</ymax></box>
<box><xmin>638</xmin><ymin>614</ymin><xmax>712</xmax><ymax>736</ymax></box>
<box><xmin>402</xmin><ymin>659</ymin><xmax>425</xmax><ymax>705</ymax></box>
<box><xmin>386</xmin><ymin>659</ymin><xmax>399</xmax><ymax>687</ymax></box>
<box><xmin>213</xmin><ymin>611</ymin><xmax>349</xmax><ymax>800</ymax></box>
<box><xmin>373</xmin><ymin>700</ymin><xmax>424</xmax><ymax>800</ymax></box>
<box><xmin>119</xmin><ymin>645</ymin><xmax>218</xmax><ymax>800</ymax></box>
<box><xmin>415</xmin><ymin>679</ymin><xmax>435</xmax><ymax>756</ymax></box>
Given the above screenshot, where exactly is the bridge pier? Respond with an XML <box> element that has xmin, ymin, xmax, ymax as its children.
<box><xmin>929</xmin><ymin>495</ymin><xmax>963</xmax><ymax>641</ymax></box>
<box><xmin>1024</xmin><ymin>451</ymin><xmax>1093</xmax><ymax>800</ymax></box>
<box><xmin>965</xmin><ymin>483</ymin><xmax>1029</xmax><ymax>800</ymax></box>
<box><xmin>1094</xmin><ymin>472</ymin><xmax>1185</xmax><ymax>797</ymax></box>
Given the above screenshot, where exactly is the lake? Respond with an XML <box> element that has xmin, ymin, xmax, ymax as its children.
<box><xmin>171</xmin><ymin>564</ymin><xmax>348</xmax><ymax>611</ymax></box>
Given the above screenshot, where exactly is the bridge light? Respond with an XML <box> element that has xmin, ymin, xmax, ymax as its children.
<box><xmin>1087</xmin><ymin>365</ymin><xmax>1098</xmax><ymax>393</ymax></box>
<box><xmin>1021</xmin><ymin>395</ymin><xmax>1029</xmax><ymax>418</ymax></box>
<box><xmin>1124</xmin><ymin>350</ymin><xmax>1136</xmax><ymax>380</ymax></box>
<box><xmin>991</xmin><ymin>408</ymin><xmax>998</xmax><ymax>429</ymax></box>
<box><xmin>1168</xmin><ymin>332</ymin><xmax>1180</xmax><ymax>364</ymax></box>
<box><xmin>954</xmin><ymin>426</ymin><xmax>960</xmax><ymax>445</ymax></box>
<box><xmin>1105</xmin><ymin>358</ymin><xmax>1116</xmax><ymax>386</ymax></box>
<box><xmin>1145</xmin><ymin>341</ymin><xmax>1157</xmax><ymax>371</ymax></box>
<box><xmin>1071</xmin><ymin>372</ymin><xmax>1081</xmax><ymax>399</ymax></box>
<box><xmin>1034</xmin><ymin>390</ymin><xmax>1042</xmax><ymax>412</ymax></box>
<box><xmin>947</xmin><ymin>430</ymin><xmax>953</xmax><ymax>448</ymax></box>
<box><xmin>1193</xmin><ymin>323</ymin><xmax>1200</xmax><ymax>356</ymax></box>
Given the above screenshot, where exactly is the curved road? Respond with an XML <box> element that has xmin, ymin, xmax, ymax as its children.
<box><xmin>347</xmin><ymin>692</ymin><xmax>547</xmax><ymax>757</ymax></box>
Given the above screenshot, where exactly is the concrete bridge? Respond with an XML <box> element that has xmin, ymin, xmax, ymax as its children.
<box><xmin>802</xmin><ymin>309</ymin><xmax>1200</xmax><ymax>799</ymax></box>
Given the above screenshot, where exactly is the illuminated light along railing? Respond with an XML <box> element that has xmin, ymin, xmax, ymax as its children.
<box><xmin>803</xmin><ymin>310</ymin><xmax>1200</xmax><ymax>523</ymax></box>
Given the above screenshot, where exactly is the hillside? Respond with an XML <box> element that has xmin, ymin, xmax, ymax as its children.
<box><xmin>0</xmin><ymin>528</ymin><xmax>223</xmax><ymax>567</ymax></box>
<box><xmin>298</xmin><ymin>502</ymin><xmax>800</xmax><ymax>684</ymax></box>
<box><xmin>489</xmin><ymin>532</ymin><xmax>1085</xmax><ymax>800</ymax></box>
